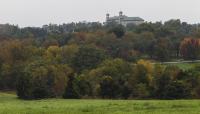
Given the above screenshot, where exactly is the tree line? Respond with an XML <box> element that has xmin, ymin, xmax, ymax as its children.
<box><xmin>1</xmin><ymin>19</ymin><xmax>200</xmax><ymax>99</ymax></box>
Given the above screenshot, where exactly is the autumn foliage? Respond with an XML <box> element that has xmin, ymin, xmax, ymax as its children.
<box><xmin>180</xmin><ymin>38</ymin><xmax>200</xmax><ymax>60</ymax></box>
<box><xmin>1</xmin><ymin>20</ymin><xmax>200</xmax><ymax>100</ymax></box>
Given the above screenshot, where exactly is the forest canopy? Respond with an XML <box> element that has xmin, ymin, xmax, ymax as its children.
<box><xmin>1</xmin><ymin>20</ymin><xmax>200</xmax><ymax>99</ymax></box>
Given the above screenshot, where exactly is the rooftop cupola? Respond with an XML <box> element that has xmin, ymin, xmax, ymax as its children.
<box><xmin>106</xmin><ymin>13</ymin><xmax>110</xmax><ymax>20</ymax></box>
<box><xmin>119</xmin><ymin>11</ymin><xmax>123</xmax><ymax>16</ymax></box>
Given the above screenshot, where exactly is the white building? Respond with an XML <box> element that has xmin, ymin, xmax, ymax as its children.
<box><xmin>106</xmin><ymin>11</ymin><xmax>144</xmax><ymax>26</ymax></box>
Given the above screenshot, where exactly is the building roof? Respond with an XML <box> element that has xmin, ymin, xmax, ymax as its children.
<box><xmin>107</xmin><ymin>15</ymin><xmax>144</xmax><ymax>21</ymax></box>
<box><xmin>124</xmin><ymin>17</ymin><xmax>144</xmax><ymax>21</ymax></box>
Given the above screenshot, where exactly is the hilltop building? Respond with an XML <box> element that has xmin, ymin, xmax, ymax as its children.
<box><xmin>106</xmin><ymin>11</ymin><xmax>144</xmax><ymax>26</ymax></box>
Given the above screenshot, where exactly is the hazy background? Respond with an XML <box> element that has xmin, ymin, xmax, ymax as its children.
<box><xmin>0</xmin><ymin>0</ymin><xmax>199</xmax><ymax>27</ymax></box>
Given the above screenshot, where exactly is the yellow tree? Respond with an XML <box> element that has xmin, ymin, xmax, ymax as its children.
<box><xmin>45</xmin><ymin>46</ymin><xmax>62</xmax><ymax>63</ymax></box>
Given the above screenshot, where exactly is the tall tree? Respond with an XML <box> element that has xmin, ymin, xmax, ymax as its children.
<box><xmin>180</xmin><ymin>38</ymin><xmax>200</xmax><ymax>60</ymax></box>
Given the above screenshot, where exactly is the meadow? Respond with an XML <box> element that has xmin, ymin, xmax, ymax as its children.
<box><xmin>163</xmin><ymin>62</ymin><xmax>197</xmax><ymax>71</ymax></box>
<box><xmin>1</xmin><ymin>92</ymin><xmax>200</xmax><ymax>114</ymax></box>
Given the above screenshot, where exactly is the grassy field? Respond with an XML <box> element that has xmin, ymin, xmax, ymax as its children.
<box><xmin>161</xmin><ymin>62</ymin><xmax>198</xmax><ymax>71</ymax></box>
<box><xmin>1</xmin><ymin>93</ymin><xmax>200</xmax><ymax>114</ymax></box>
<box><xmin>168</xmin><ymin>63</ymin><xmax>195</xmax><ymax>70</ymax></box>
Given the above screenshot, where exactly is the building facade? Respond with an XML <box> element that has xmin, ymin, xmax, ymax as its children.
<box><xmin>106</xmin><ymin>11</ymin><xmax>144</xmax><ymax>26</ymax></box>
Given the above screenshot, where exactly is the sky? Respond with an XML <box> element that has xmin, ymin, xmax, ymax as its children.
<box><xmin>0</xmin><ymin>0</ymin><xmax>199</xmax><ymax>27</ymax></box>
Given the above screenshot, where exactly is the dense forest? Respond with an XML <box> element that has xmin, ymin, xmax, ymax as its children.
<box><xmin>1</xmin><ymin>20</ymin><xmax>200</xmax><ymax>100</ymax></box>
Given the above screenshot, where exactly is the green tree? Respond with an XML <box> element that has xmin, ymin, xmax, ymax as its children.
<box><xmin>87</xmin><ymin>59</ymin><xmax>132</xmax><ymax>98</ymax></box>
<box><xmin>63</xmin><ymin>75</ymin><xmax>80</xmax><ymax>99</ymax></box>
<box><xmin>61</xmin><ymin>44</ymin><xmax>79</xmax><ymax>64</ymax></box>
<box><xmin>152</xmin><ymin>65</ymin><xmax>189</xmax><ymax>99</ymax></box>
<box><xmin>99</xmin><ymin>76</ymin><xmax>116</xmax><ymax>98</ymax></box>
<box><xmin>71</xmin><ymin>45</ymin><xmax>106</xmax><ymax>72</ymax></box>
<box><xmin>164</xmin><ymin>81</ymin><xmax>190</xmax><ymax>99</ymax></box>
<box><xmin>153</xmin><ymin>39</ymin><xmax>171</xmax><ymax>61</ymax></box>
<box><xmin>134</xmin><ymin>32</ymin><xmax>156</xmax><ymax>57</ymax></box>
<box><xmin>109</xmin><ymin>25</ymin><xmax>126</xmax><ymax>38</ymax></box>
<box><xmin>16</xmin><ymin>74</ymin><xmax>34</xmax><ymax>99</ymax></box>
<box><xmin>16</xmin><ymin>59</ymin><xmax>73</xmax><ymax>99</ymax></box>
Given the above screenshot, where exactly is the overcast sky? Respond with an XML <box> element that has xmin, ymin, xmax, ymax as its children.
<box><xmin>0</xmin><ymin>0</ymin><xmax>199</xmax><ymax>27</ymax></box>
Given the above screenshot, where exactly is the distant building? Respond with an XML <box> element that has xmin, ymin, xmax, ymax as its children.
<box><xmin>106</xmin><ymin>11</ymin><xmax>144</xmax><ymax>26</ymax></box>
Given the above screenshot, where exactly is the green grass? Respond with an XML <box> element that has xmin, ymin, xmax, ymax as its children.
<box><xmin>170</xmin><ymin>63</ymin><xmax>195</xmax><ymax>70</ymax></box>
<box><xmin>161</xmin><ymin>62</ymin><xmax>199</xmax><ymax>71</ymax></box>
<box><xmin>1</xmin><ymin>93</ymin><xmax>200</xmax><ymax>114</ymax></box>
